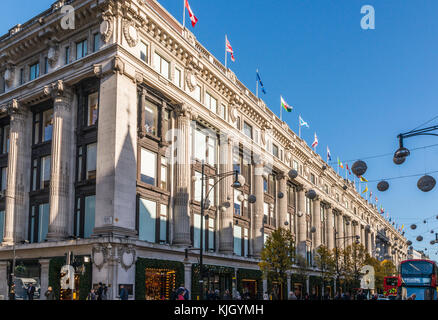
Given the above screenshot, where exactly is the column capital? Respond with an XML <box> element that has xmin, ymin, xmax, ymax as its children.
<box><xmin>7</xmin><ymin>99</ymin><xmax>29</xmax><ymax>119</ymax></box>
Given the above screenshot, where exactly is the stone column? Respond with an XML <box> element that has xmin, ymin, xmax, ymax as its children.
<box><xmin>367</xmin><ymin>230</ymin><xmax>372</xmax><ymax>256</ymax></box>
<box><xmin>277</xmin><ymin>173</ymin><xmax>288</xmax><ymax>229</ymax></box>
<box><xmin>47</xmin><ymin>81</ymin><xmax>74</xmax><ymax>241</ymax></box>
<box><xmin>345</xmin><ymin>219</ymin><xmax>352</xmax><ymax>247</ymax></box>
<box><xmin>3</xmin><ymin>99</ymin><xmax>31</xmax><ymax>244</ymax></box>
<box><xmin>39</xmin><ymin>259</ymin><xmax>51</xmax><ymax>300</ymax></box>
<box><xmin>326</xmin><ymin>207</ymin><xmax>335</xmax><ymax>250</ymax></box>
<box><xmin>313</xmin><ymin>198</ymin><xmax>321</xmax><ymax>248</ymax></box>
<box><xmin>0</xmin><ymin>261</ymin><xmax>8</xmax><ymax>300</ymax></box>
<box><xmin>253</xmin><ymin>161</ymin><xmax>264</xmax><ymax>258</ymax></box>
<box><xmin>297</xmin><ymin>187</ymin><xmax>307</xmax><ymax>243</ymax></box>
<box><xmin>336</xmin><ymin>212</ymin><xmax>344</xmax><ymax>248</ymax></box>
<box><xmin>219</xmin><ymin>135</ymin><xmax>234</xmax><ymax>254</ymax></box>
<box><xmin>361</xmin><ymin>225</ymin><xmax>366</xmax><ymax>247</ymax></box>
<box><xmin>172</xmin><ymin>104</ymin><xmax>192</xmax><ymax>246</ymax></box>
<box><xmin>184</xmin><ymin>261</ymin><xmax>192</xmax><ymax>300</ymax></box>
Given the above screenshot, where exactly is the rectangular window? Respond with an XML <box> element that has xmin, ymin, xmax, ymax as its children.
<box><xmin>293</xmin><ymin>160</ymin><xmax>299</xmax><ymax>171</ymax></box>
<box><xmin>30</xmin><ymin>203</ymin><xmax>50</xmax><ymax>243</ymax></box>
<box><xmin>87</xmin><ymin>92</ymin><xmax>99</xmax><ymax>126</ymax></box>
<box><xmin>42</xmin><ymin>109</ymin><xmax>53</xmax><ymax>142</ymax></box>
<box><xmin>310</xmin><ymin>173</ymin><xmax>315</xmax><ymax>184</ymax></box>
<box><xmin>272</xmin><ymin>144</ymin><xmax>279</xmax><ymax>158</ymax></box>
<box><xmin>20</xmin><ymin>68</ymin><xmax>24</xmax><ymax>85</ymax></box>
<box><xmin>93</xmin><ymin>33</ymin><xmax>101</xmax><ymax>52</ymax></box>
<box><xmin>44</xmin><ymin>57</ymin><xmax>49</xmax><ymax>75</ymax></box>
<box><xmin>159</xmin><ymin>204</ymin><xmax>168</xmax><ymax>243</ymax></box>
<box><xmin>194</xmin><ymin>128</ymin><xmax>207</xmax><ymax>162</ymax></box>
<box><xmin>0</xmin><ymin>210</ymin><xmax>4</xmax><ymax>241</ymax></box>
<box><xmin>244</xmin><ymin>228</ymin><xmax>249</xmax><ymax>257</ymax></box>
<box><xmin>65</xmin><ymin>46</ymin><xmax>70</xmax><ymax>65</ymax></box>
<box><xmin>40</xmin><ymin>155</ymin><xmax>51</xmax><ymax>189</ymax></box>
<box><xmin>2</xmin><ymin>125</ymin><xmax>10</xmax><ymax>154</ymax></box>
<box><xmin>193</xmin><ymin>85</ymin><xmax>201</xmax><ymax>102</ymax></box>
<box><xmin>86</xmin><ymin>143</ymin><xmax>97</xmax><ymax>180</ymax></box>
<box><xmin>138</xmin><ymin>198</ymin><xmax>156</xmax><ymax>242</ymax></box>
<box><xmin>234</xmin><ymin>190</ymin><xmax>242</xmax><ymax>216</ymax></box>
<box><xmin>243</xmin><ymin>122</ymin><xmax>253</xmax><ymax>140</ymax></box>
<box><xmin>236</xmin><ymin>116</ymin><xmax>241</xmax><ymax>130</ymax></box>
<box><xmin>208</xmin><ymin>218</ymin><xmax>215</xmax><ymax>251</ymax></box>
<box><xmin>29</xmin><ymin>62</ymin><xmax>39</xmax><ymax>81</ymax></box>
<box><xmin>77</xmin><ymin>147</ymin><xmax>83</xmax><ymax>182</ymax></box>
<box><xmin>144</xmin><ymin>100</ymin><xmax>158</xmax><ymax>136</ymax></box>
<box><xmin>160</xmin><ymin>156</ymin><xmax>168</xmax><ymax>190</ymax></box>
<box><xmin>205</xmin><ymin>92</ymin><xmax>217</xmax><ymax>114</ymax></box>
<box><xmin>174</xmin><ymin>68</ymin><xmax>181</xmax><ymax>87</ymax></box>
<box><xmin>254</xmin><ymin>129</ymin><xmax>260</xmax><ymax>144</ymax></box>
<box><xmin>219</xmin><ymin>104</ymin><xmax>227</xmax><ymax>120</ymax></box>
<box><xmin>84</xmin><ymin>195</ymin><xmax>96</xmax><ymax>238</ymax></box>
<box><xmin>194</xmin><ymin>171</ymin><xmax>202</xmax><ymax>202</ymax></box>
<box><xmin>263</xmin><ymin>178</ymin><xmax>268</xmax><ymax>193</ymax></box>
<box><xmin>76</xmin><ymin>39</ymin><xmax>87</xmax><ymax>60</ymax></box>
<box><xmin>264</xmin><ymin>203</ymin><xmax>269</xmax><ymax>224</ymax></box>
<box><xmin>153</xmin><ymin>52</ymin><xmax>170</xmax><ymax>79</ymax></box>
<box><xmin>31</xmin><ymin>159</ymin><xmax>38</xmax><ymax>191</ymax></box>
<box><xmin>139</xmin><ymin>41</ymin><xmax>148</xmax><ymax>63</ymax></box>
<box><xmin>234</xmin><ymin>225</ymin><xmax>242</xmax><ymax>256</ymax></box>
<box><xmin>193</xmin><ymin>213</ymin><xmax>201</xmax><ymax>249</ymax></box>
<box><xmin>0</xmin><ymin>166</ymin><xmax>7</xmax><ymax>191</ymax></box>
<box><xmin>140</xmin><ymin>148</ymin><xmax>157</xmax><ymax>186</ymax></box>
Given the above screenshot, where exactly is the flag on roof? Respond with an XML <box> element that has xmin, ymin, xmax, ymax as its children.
<box><xmin>184</xmin><ymin>0</ymin><xmax>198</xmax><ymax>27</ymax></box>
<box><xmin>281</xmin><ymin>96</ymin><xmax>293</xmax><ymax>112</ymax></box>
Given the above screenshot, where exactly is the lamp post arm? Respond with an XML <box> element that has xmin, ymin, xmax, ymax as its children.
<box><xmin>203</xmin><ymin>171</ymin><xmax>237</xmax><ymax>208</ymax></box>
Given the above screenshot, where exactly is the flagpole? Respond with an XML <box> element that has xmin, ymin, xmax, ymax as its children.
<box><xmin>182</xmin><ymin>0</ymin><xmax>186</xmax><ymax>30</ymax></box>
<box><xmin>225</xmin><ymin>35</ymin><xmax>228</xmax><ymax>70</ymax></box>
<box><xmin>298</xmin><ymin>115</ymin><xmax>301</xmax><ymax>138</ymax></box>
<box><xmin>280</xmin><ymin>97</ymin><xmax>283</xmax><ymax>122</ymax></box>
<box><xmin>256</xmin><ymin>70</ymin><xmax>259</xmax><ymax>98</ymax></box>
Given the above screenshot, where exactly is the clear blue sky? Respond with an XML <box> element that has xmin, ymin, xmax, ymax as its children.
<box><xmin>2</xmin><ymin>0</ymin><xmax>438</xmax><ymax>257</ymax></box>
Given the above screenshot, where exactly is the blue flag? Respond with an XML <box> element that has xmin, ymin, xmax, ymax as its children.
<box><xmin>256</xmin><ymin>70</ymin><xmax>266</xmax><ymax>94</ymax></box>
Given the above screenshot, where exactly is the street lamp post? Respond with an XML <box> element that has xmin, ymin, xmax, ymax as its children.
<box><xmin>192</xmin><ymin>160</ymin><xmax>255</xmax><ymax>300</ymax></box>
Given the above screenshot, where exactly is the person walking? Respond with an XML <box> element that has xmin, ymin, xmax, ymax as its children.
<box><xmin>96</xmin><ymin>282</ymin><xmax>104</xmax><ymax>300</ymax></box>
<box><xmin>44</xmin><ymin>286</ymin><xmax>55</xmax><ymax>300</ymax></box>
<box><xmin>288</xmin><ymin>291</ymin><xmax>297</xmax><ymax>300</ymax></box>
<box><xmin>27</xmin><ymin>283</ymin><xmax>35</xmax><ymax>300</ymax></box>
<box><xmin>263</xmin><ymin>291</ymin><xmax>269</xmax><ymax>300</ymax></box>
<box><xmin>119</xmin><ymin>285</ymin><xmax>129</xmax><ymax>300</ymax></box>
<box><xmin>87</xmin><ymin>289</ymin><xmax>97</xmax><ymax>300</ymax></box>
<box><xmin>177</xmin><ymin>284</ymin><xmax>189</xmax><ymax>300</ymax></box>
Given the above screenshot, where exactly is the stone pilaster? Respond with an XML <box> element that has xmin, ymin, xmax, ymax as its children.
<box><xmin>184</xmin><ymin>261</ymin><xmax>192</xmax><ymax>300</ymax></box>
<box><xmin>252</xmin><ymin>161</ymin><xmax>264</xmax><ymax>258</ymax></box>
<box><xmin>336</xmin><ymin>212</ymin><xmax>344</xmax><ymax>248</ymax></box>
<box><xmin>46</xmin><ymin>81</ymin><xmax>74</xmax><ymax>241</ymax></box>
<box><xmin>367</xmin><ymin>230</ymin><xmax>372</xmax><ymax>255</ymax></box>
<box><xmin>219</xmin><ymin>135</ymin><xmax>233</xmax><ymax>254</ymax></box>
<box><xmin>94</xmin><ymin>69</ymin><xmax>138</xmax><ymax>238</ymax></box>
<box><xmin>297</xmin><ymin>187</ymin><xmax>307</xmax><ymax>244</ymax></box>
<box><xmin>3</xmin><ymin>99</ymin><xmax>31</xmax><ymax>245</ymax></box>
<box><xmin>345</xmin><ymin>218</ymin><xmax>352</xmax><ymax>247</ymax></box>
<box><xmin>326</xmin><ymin>207</ymin><xmax>335</xmax><ymax>250</ymax></box>
<box><xmin>277</xmin><ymin>173</ymin><xmax>288</xmax><ymax>229</ymax></box>
<box><xmin>361</xmin><ymin>225</ymin><xmax>366</xmax><ymax>247</ymax></box>
<box><xmin>0</xmin><ymin>261</ymin><xmax>8</xmax><ymax>300</ymax></box>
<box><xmin>313</xmin><ymin>197</ymin><xmax>321</xmax><ymax>248</ymax></box>
<box><xmin>173</xmin><ymin>104</ymin><xmax>192</xmax><ymax>246</ymax></box>
<box><xmin>39</xmin><ymin>259</ymin><xmax>51</xmax><ymax>300</ymax></box>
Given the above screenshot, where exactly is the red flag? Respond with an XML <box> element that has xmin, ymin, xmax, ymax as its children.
<box><xmin>185</xmin><ymin>0</ymin><xmax>198</xmax><ymax>27</ymax></box>
<box><xmin>226</xmin><ymin>36</ymin><xmax>235</xmax><ymax>62</ymax></box>
<box><xmin>311</xmin><ymin>133</ymin><xmax>318</xmax><ymax>148</ymax></box>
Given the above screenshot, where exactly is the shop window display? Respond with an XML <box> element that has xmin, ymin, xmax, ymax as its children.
<box><xmin>145</xmin><ymin>268</ymin><xmax>176</xmax><ymax>300</ymax></box>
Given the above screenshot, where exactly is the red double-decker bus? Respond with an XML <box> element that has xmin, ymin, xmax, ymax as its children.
<box><xmin>383</xmin><ymin>276</ymin><xmax>398</xmax><ymax>297</ymax></box>
<box><xmin>399</xmin><ymin>259</ymin><xmax>438</xmax><ymax>300</ymax></box>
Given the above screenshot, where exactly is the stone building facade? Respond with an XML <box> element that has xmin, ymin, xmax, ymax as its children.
<box><xmin>0</xmin><ymin>0</ymin><xmax>408</xmax><ymax>300</ymax></box>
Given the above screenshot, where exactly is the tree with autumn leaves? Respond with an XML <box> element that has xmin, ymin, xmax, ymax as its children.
<box><xmin>259</xmin><ymin>228</ymin><xmax>296</xmax><ymax>300</ymax></box>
